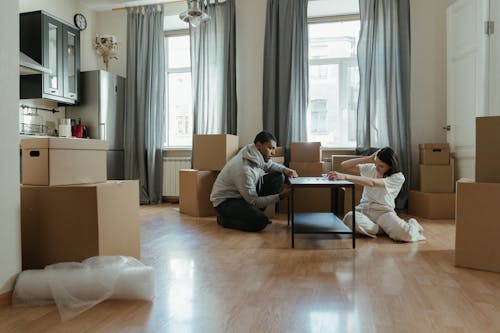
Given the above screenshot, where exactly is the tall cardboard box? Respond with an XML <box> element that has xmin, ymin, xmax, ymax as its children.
<box><xmin>331</xmin><ymin>155</ymin><xmax>362</xmax><ymax>175</ymax></box>
<box><xmin>21</xmin><ymin>137</ymin><xmax>107</xmax><ymax>186</ymax></box>
<box><xmin>193</xmin><ymin>134</ymin><xmax>239</xmax><ymax>171</ymax></box>
<box><xmin>419</xmin><ymin>143</ymin><xmax>450</xmax><ymax>165</ymax></box>
<box><xmin>287</xmin><ymin>162</ymin><xmax>330</xmax><ymax>212</ymax></box>
<box><xmin>179</xmin><ymin>169</ymin><xmax>218</xmax><ymax>217</ymax></box>
<box><xmin>338</xmin><ymin>184</ymin><xmax>363</xmax><ymax>215</ymax></box>
<box><xmin>289</xmin><ymin>162</ymin><xmax>324</xmax><ymax>177</ymax></box>
<box><xmin>21</xmin><ymin>181</ymin><xmax>140</xmax><ymax>269</ymax></box>
<box><xmin>420</xmin><ymin>165</ymin><xmax>454</xmax><ymax>193</ymax></box>
<box><xmin>476</xmin><ymin>116</ymin><xmax>500</xmax><ymax>183</ymax></box>
<box><xmin>290</xmin><ymin>142</ymin><xmax>321</xmax><ymax>162</ymax></box>
<box><xmin>455</xmin><ymin>181</ymin><xmax>500</xmax><ymax>273</ymax></box>
<box><xmin>408</xmin><ymin>190</ymin><xmax>455</xmax><ymax>219</ymax></box>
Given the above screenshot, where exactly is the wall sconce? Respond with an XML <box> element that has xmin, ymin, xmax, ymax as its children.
<box><xmin>94</xmin><ymin>35</ymin><xmax>118</xmax><ymax>71</ymax></box>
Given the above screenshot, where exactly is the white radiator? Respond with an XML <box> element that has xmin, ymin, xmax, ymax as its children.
<box><xmin>163</xmin><ymin>157</ymin><xmax>191</xmax><ymax>197</ymax></box>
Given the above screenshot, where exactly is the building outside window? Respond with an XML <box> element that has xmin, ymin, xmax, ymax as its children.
<box><xmin>308</xmin><ymin>18</ymin><xmax>360</xmax><ymax>148</ymax></box>
<box><xmin>164</xmin><ymin>33</ymin><xmax>192</xmax><ymax>147</ymax></box>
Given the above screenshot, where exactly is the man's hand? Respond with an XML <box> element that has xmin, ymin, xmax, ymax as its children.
<box><xmin>278</xmin><ymin>184</ymin><xmax>292</xmax><ymax>200</ymax></box>
<box><xmin>283</xmin><ymin>168</ymin><xmax>298</xmax><ymax>178</ymax></box>
<box><xmin>327</xmin><ymin>171</ymin><xmax>347</xmax><ymax>181</ymax></box>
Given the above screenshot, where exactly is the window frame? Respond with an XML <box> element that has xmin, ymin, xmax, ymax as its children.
<box><xmin>307</xmin><ymin>14</ymin><xmax>360</xmax><ymax>150</ymax></box>
<box><xmin>164</xmin><ymin>29</ymin><xmax>192</xmax><ymax>149</ymax></box>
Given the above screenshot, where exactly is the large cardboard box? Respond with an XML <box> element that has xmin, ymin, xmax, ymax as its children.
<box><xmin>455</xmin><ymin>181</ymin><xmax>500</xmax><ymax>273</ymax></box>
<box><xmin>331</xmin><ymin>155</ymin><xmax>362</xmax><ymax>175</ymax></box>
<box><xmin>338</xmin><ymin>184</ymin><xmax>363</xmax><ymax>216</ymax></box>
<box><xmin>274</xmin><ymin>146</ymin><xmax>285</xmax><ymax>157</ymax></box>
<box><xmin>476</xmin><ymin>116</ymin><xmax>500</xmax><ymax>183</ymax></box>
<box><xmin>408</xmin><ymin>190</ymin><xmax>455</xmax><ymax>219</ymax></box>
<box><xmin>293</xmin><ymin>188</ymin><xmax>332</xmax><ymax>212</ymax></box>
<box><xmin>21</xmin><ymin>137</ymin><xmax>107</xmax><ymax>186</ymax></box>
<box><xmin>420</xmin><ymin>165</ymin><xmax>454</xmax><ymax>193</ymax></box>
<box><xmin>289</xmin><ymin>162</ymin><xmax>324</xmax><ymax>177</ymax></box>
<box><xmin>419</xmin><ymin>143</ymin><xmax>450</xmax><ymax>165</ymax></box>
<box><xmin>290</xmin><ymin>142</ymin><xmax>321</xmax><ymax>162</ymax></box>
<box><xmin>179</xmin><ymin>169</ymin><xmax>218</xmax><ymax>217</ymax></box>
<box><xmin>21</xmin><ymin>181</ymin><xmax>140</xmax><ymax>269</ymax></box>
<box><xmin>193</xmin><ymin>134</ymin><xmax>239</xmax><ymax>171</ymax></box>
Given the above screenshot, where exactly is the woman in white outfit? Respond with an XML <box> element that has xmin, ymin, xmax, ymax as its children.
<box><xmin>327</xmin><ymin>147</ymin><xmax>425</xmax><ymax>242</ymax></box>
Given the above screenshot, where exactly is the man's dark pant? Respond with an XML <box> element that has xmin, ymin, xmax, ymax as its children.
<box><xmin>215</xmin><ymin>172</ymin><xmax>284</xmax><ymax>232</ymax></box>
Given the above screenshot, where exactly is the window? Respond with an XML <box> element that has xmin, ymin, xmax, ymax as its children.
<box><xmin>308</xmin><ymin>19</ymin><xmax>360</xmax><ymax>148</ymax></box>
<box><xmin>165</xmin><ymin>33</ymin><xmax>193</xmax><ymax>147</ymax></box>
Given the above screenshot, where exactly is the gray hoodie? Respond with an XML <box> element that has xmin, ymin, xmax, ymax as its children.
<box><xmin>210</xmin><ymin>143</ymin><xmax>286</xmax><ymax>208</ymax></box>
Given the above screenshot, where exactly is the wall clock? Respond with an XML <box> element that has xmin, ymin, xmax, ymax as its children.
<box><xmin>74</xmin><ymin>13</ymin><xmax>87</xmax><ymax>31</ymax></box>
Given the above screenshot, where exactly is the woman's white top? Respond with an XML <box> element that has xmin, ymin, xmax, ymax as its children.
<box><xmin>357</xmin><ymin>163</ymin><xmax>405</xmax><ymax>210</ymax></box>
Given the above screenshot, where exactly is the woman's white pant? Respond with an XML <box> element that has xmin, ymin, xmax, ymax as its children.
<box><xmin>343</xmin><ymin>207</ymin><xmax>426</xmax><ymax>242</ymax></box>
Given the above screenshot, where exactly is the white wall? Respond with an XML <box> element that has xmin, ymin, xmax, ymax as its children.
<box><xmin>19</xmin><ymin>0</ymin><xmax>99</xmax><ymax>71</ymax></box>
<box><xmin>409</xmin><ymin>0</ymin><xmax>455</xmax><ymax>188</ymax></box>
<box><xmin>235</xmin><ymin>0</ymin><xmax>267</xmax><ymax>145</ymax></box>
<box><xmin>0</xmin><ymin>0</ymin><xmax>21</xmax><ymax>294</ymax></box>
<box><xmin>95</xmin><ymin>10</ymin><xmax>127</xmax><ymax>77</ymax></box>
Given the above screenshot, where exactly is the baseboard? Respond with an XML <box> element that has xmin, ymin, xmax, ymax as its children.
<box><xmin>0</xmin><ymin>291</ymin><xmax>12</xmax><ymax>306</ymax></box>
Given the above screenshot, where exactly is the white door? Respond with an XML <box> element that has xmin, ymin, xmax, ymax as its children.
<box><xmin>446</xmin><ymin>0</ymin><xmax>489</xmax><ymax>180</ymax></box>
<box><xmin>488</xmin><ymin>0</ymin><xmax>500</xmax><ymax>115</ymax></box>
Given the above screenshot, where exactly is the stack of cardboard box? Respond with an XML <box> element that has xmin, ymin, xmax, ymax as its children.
<box><xmin>455</xmin><ymin>116</ymin><xmax>500</xmax><ymax>273</ymax></box>
<box><xmin>408</xmin><ymin>143</ymin><xmax>455</xmax><ymax>219</ymax></box>
<box><xmin>179</xmin><ymin>134</ymin><xmax>239</xmax><ymax>217</ymax></box>
<box><xmin>20</xmin><ymin>137</ymin><xmax>140</xmax><ymax>269</ymax></box>
<box><xmin>331</xmin><ymin>155</ymin><xmax>363</xmax><ymax>216</ymax></box>
<box><xmin>284</xmin><ymin>142</ymin><xmax>331</xmax><ymax>212</ymax></box>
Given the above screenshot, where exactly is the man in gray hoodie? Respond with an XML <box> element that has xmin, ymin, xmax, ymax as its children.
<box><xmin>210</xmin><ymin>131</ymin><xmax>298</xmax><ymax>232</ymax></box>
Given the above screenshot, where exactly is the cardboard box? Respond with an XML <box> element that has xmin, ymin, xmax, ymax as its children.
<box><xmin>21</xmin><ymin>181</ymin><xmax>140</xmax><ymax>269</ymax></box>
<box><xmin>293</xmin><ymin>188</ymin><xmax>332</xmax><ymax>212</ymax></box>
<box><xmin>331</xmin><ymin>155</ymin><xmax>362</xmax><ymax>175</ymax></box>
<box><xmin>420</xmin><ymin>165</ymin><xmax>454</xmax><ymax>193</ymax></box>
<box><xmin>419</xmin><ymin>143</ymin><xmax>450</xmax><ymax>165</ymax></box>
<box><xmin>476</xmin><ymin>116</ymin><xmax>500</xmax><ymax>183</ymax></box>
<box><xmin>274</xmin><ymin>146</ymin><xmax>284</xmax><ymax>157</ymax></box>
<box><xmin>21</xmin><ymin>137</ymin><xmax>107</xmax><ymax>186</ymax></box>
<box><xmin>338</xmin><ymin>185</ymin><xmax>363</xmax><ymax>215</ymax></box>
<box><xmin>408</xmin><ymin>190</ymin><xmax>455</xmax><ymax>219</ymax></box>
<box><xmin>179</xmin><ymin>169</ymin><xmax>218</xmax><ymax>217</ymax></box>
<box><xmin>272</xmin><ymin>156</ymin><xmax>285</xmax><ymax>165</ymax></box>
<box><xmin>290</xmin><ymin>142</ymin><xmax>321</xmax><ymax>162</ymax></box>
<box><xmin>455</xmin><ymin>181</ymin><xmax>500</xmax><ymax>273</ymax></box>
<box><xmin>193</xmin><ymin>134</ymin><xmax>239</xmax><ymax>171</ymax></box>
<box><xmin>289</xmin><ymin>162</ymin><xmax>324</xmax><ymax>177</ymax></box>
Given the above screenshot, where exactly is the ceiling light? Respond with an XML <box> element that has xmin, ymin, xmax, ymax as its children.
<box><xmin>179</xmin><ymin>0</ymin><xmax>210</xmax><ymax>27</ymax></box>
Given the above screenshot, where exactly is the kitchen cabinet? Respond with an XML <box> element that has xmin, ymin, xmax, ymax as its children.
<box><xmin>20</xmin><ymin>11</ymin><xmax>80</xmax><ymax>104</ymax></box>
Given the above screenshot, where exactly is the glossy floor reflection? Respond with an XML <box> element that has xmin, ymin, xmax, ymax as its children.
<box><xmin>1</xmin><ymin>204</ymin><xmax>500</xmax><ymax>332</ymax></box>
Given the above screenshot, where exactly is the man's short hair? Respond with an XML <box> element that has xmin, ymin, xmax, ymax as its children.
<box><xmin>254</xmin><ymin>131</ymin><xmax>277</xmax><ymax>144</ymax></box>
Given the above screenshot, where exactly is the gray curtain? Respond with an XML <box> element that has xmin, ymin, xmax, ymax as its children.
<box><xmin>124</xmin><ymin>5</ymin><xmax>165</xmax><ymax>204</ymax></box>
<box><xmin>190</xmin><ymin>0</ymin><xmax>237</xmax><ymax>134</ymax></box>
<box><xmin>357</xmin><ymin>0</ymin><xmax>411</xmax><ymax>209</ymax></box>
<box><xmin>263</xmin><ymin>0</ymin><xmax>309</xmax><ymax>153</ymax></box>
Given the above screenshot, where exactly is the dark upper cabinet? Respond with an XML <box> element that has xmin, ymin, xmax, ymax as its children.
<box><xmin>20</xmin><ymin>11</ymin><xmax>80</xmax><ymax>104</ymax></box>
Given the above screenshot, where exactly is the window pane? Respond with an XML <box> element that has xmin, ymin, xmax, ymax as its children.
<box><xmin>308</xmin><ymin>20</ymin><xmax>360</xmax><ymax>148</ymax></box>
<box><xmin>167</xmin><ymin>35</ymin><xmax>191</xmax><ymax>68</ymax></box>
<box><xmin>167</xmin><ymin>72</ymin><xmax>193</xmax><ymax>147</ymax></box>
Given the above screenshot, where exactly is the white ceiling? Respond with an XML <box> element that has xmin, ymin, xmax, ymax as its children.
<box><xmin>79</xmin><ymin>0</ymin><xmax>181</xmax><ymax>11</ymax></box>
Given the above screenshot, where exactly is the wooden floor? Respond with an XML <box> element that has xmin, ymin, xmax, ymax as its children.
<box><xmin>1</xmin><ymin>204</ymin><xmax>499</xmax><ymax>333</ymax></box>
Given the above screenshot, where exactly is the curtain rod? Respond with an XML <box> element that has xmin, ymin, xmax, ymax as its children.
<box><xmin>112</xmin><ymin>0</ymin><xmax>225</xmax><ymax>11</ymax></box>
<box><xmin>112</xmin><ymin>0</ymin><xmax>185</xmax><ymax>11</ymax></box>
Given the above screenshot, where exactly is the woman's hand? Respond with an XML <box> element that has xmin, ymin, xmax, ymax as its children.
<box><xmin>369</xmin><ymin>149</ymin><xmax>380</xmax><ymax>162</ymax></box>
<box><xmin>284</xmin><ymin>168</ymin><xmax>298</xmax><ymax>178</ymax></box>
<box><xmin>327</xmin><ymin>171</ymin><xmax>347</xmax><ymax>180</ymax></box>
